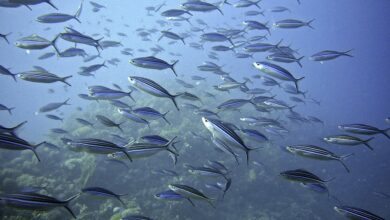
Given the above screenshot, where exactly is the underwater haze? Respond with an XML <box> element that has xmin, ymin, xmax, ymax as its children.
<box><xmin>0</xmin><ymin>0</ymin><xmax>390</xmax><ymax>219</ymax></box>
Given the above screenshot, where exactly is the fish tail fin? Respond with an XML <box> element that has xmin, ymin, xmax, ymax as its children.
<box><xmin>162</xmin><ymin>111</ymin><xmax>171</xmax><ymax>125</ymax></box>
<box><xmin>51</xmin><ymin>34</ymin><xmax>61</xmax><ymax>55</ymax></box>
<box><xmin>294</xmin><ymin>76</ymin><xmax>305</xmax><ymax>91</ymax></box>
<box><xmin>382</xmin><ymin>128</ymin><xmax>390</xmax><ymax>139</ymax></box>
<box><xmin>338</xmin><ymin>159</ymin><xmax>351</xmax><ymax>173</ymax></box>
<box><xmin>122</xmin><ymin>148</ymin><xmax>133</xmax><ymax>162</ymax></box>
<box><xmin>325</xmin><ymin>176</ymin><xmax>336</xmax><ymax>183</ymax></box>
<box><xmin>127</xmin><ymin>90</ymin><xmax>135</xmax><ymax>102</ymax></box>
<box><xmin>275</xmin><ymin>38</ymin><xmax>284</xmax><ymax>49</ymax></box>
<box><xmin>75</xmin><ymin>0</ymin><xmax>83</xmax><ymax>18</ymax></box>
<box><xmin>364</xmin><ymin>137</ymin><xmax>375</xmax><ymax>150</ymax></box>
<box><xmin>11</xmin><ymin>73</ymin><xmax>17</xmax><ymax>82</ymax></box>
<box><xmin>223</xmin><ymin>0</ymin><xmax>231</xmax><ymax>5</ymax></box>
<box><xmin>222</xmin><ymin>178</ymin><xmax>232</xmax><ymax>198</ymax></box>
<box><xmin>31</xmin><ymin>141</ymin><xmax>46</xmax><ymax>162</ymax></box>
<box><xmin>297</xmin><ymin>56</ymin><xmax>304</xmax><ymax>68</ymax></box>
<box><xmin>3</xmin><ymin>32</ymin><xmax>11</xmax><ymax>44</ymax></box>
<box><xmin>185</xmin><ymin>17</ymin><xmax>192</xmax><ymax>25</ymax></box>
<box><xmin>227</xmin><ymin>37</ymin><xmax>235</xmax><ymax>47</ymax></box>
<box><xmin>96</xmin><ymin>37</ymin><xmax>104</xmax><ymax>51</ymax></box>
<box><xmin>245</xmin><ymin>146</ymin><xmax>262</xmax><ymax>166</ymax></box>
<box><xmin>171</xmin><ymin>93</ymin><xmax>182</xmax><ymax>111</ymax></box>
<box><xmin>255</xmin><ymin>0</ymin><xmax>261</xmax><ymax>9</ymax></box>
<box><xmin>288</xmin><ymin>105</ymin><xmax>296</xmax><ymax>112</ymax></box>
<box><xmin>10</xmin><ymin>121</ymin><xmax>27</xmax><ymax>136</ymax></box>
<box><xmin>217</xmin><ymin>7</ymin><xmax>224</xmax><ymax>15</ymax></box>
<box><xmin>259</xmin><ymin>10</ymin><xmax>265</xmax><ymax>16</ymax></box>
<box><xmin>181</xmin><ymin>37</ymin><xmax>186</xmax><ymax>45</ymax></box>
<box><xmin>74</xmin><ymin>17</ymin><xmax>81</xmax><ymax>23</ymax></box>
<box><xmin>343</xmin><ymin>49</ymin><xmax>354</xmax><ymax>57</ymax></box>
<box><xmin>7</xmin><ymin>107</ymin><xmax>15</xmax><ymax>115</ymax></box>
<box><xmin>63</xmin><ymin>98</ymin><xmax>71</xmax><ymax>105</ymax></box>
<box><xmin>117</xmin><ymin>195</ymin><xmax>126</xmax><ymax>206</ymax></box>
<box><xmin>170</xmin><ymin>60</ymin><xmax>179</xmax><ymax>76</ymax></box>
<box><xmin>307</xmin><ymin>19</ymin><xmax>315</xmax><ymax>29</ymax></box>
<box><xmin>45</xmin><ymin>0</ymin><xmax>58</xmax><ymax>10</ymax></box>
<box><xmin>301</xmin><ymin>90</ymin><xmax>308</xmax><ymax>98</ymax></box>
<box><xmin>157</xmin><ymin>34</ymin><xmax>163</xmax><ymax>42</ymax></box>
<box><xmin>62</xmin><ymin>75</ymin><xmax>72</xmax><ymax>86</ymax></box>
<box><xmin>187</xmin><ymin>198</ymin><xmax>196</xmax><ymax>206</ymax></box>
<box><xmin>117</xmin><ymin>123</ymin><xmax>124</xmax><ymax>133</ymax></box>
<box><xmin>164</xmin><ymin>137</ymin><xmax>179</xmax><ymax>155</ymax></box>
<box><xmin>63</xmin><ymin>193</ymin><xmax>80</xmax><ymax>219</ymax></box>
<box><xmin>186</xmin><ymin>11</ymin><xmax>193</xmax><ymax>16</ymax></box>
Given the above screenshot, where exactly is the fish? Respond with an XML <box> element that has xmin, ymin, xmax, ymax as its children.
<box><xmin>38</xmin><ymin>52</ymin><xmax>56</xmax><ymax>60</ymax></box>
<box><xmin>17</xmin><ymin>70</ymin><xmax>72</xmax><ymax>86</ymax></box>
<box><xmin>36</xmin><ymin>2</ymin><xmax>82</xmax><ymax>23</ymax></box>
<box><xmin>0</xmin><ymin>65</ymin><xmax>17</xmax><ymax>81</ymax></box>
<box><xmin>338</xmin><ymin>124</ymin><xmax>390</xmax><ymax>139</ymax></box>
<box><xmin>46</xmin><ymin>114</ymin><xmax>63</xmax><ymax>122</ymax></box>
<box><xmin>202</xmin><ymin>117</ymin><xmax>258</xmax><ymax>164</ymax></box>
<box><xmin>96</xmin><ymin>115</ymin><xmax>124</xmax><ymax>132</ymax></box>
<box><xmin>323</xmin><ymin>135</ymin><xmax>374</xmax><ymax>150</ymax></box>
<box><xmin>181</xmin><ymin>1</ymin><xmax>226</xmax><ymax>15</ymax></box>
<box><xmin>129</xmin><ymin>56</ymin><xmax>179</xmax><ymax>76</ymax></box>
<box><xmin>15</xmin><ymin>34</ymin><xmax>60</xmax><ymax>54</ymax></box>
<box><xmin>212</xmin><ymin>137</ymin><xmax>240</xmax><ymax>164</ymax></box>
<box><xmin>88</xmin><ymin>86</ymin><xmax>134</xmax><ymax>101</ymax></box>
<box><xmin>201</xmin><ymin>32</ymin><xmax>234</xmax><ymax>46</ymax></box>
<box><xmin>155</xmin><ymin>189</ymin><xmax>187</xmax><ymax>202</ymax></box>
<box><xmin>67</xmin><ymin>138</ymin><xmax>132</xmax><ymax>162</ymax></box>
<box><xmin>50</xmin><ymin>128</ymin><xmax>68</xmax><ymax>134</ymax></box>
<box><xmin>132</xmin><ymin>107</ymin><xmax>170</xmax><ymax>124</ymax></box>
<box><xmin>161</xmin><ymin>9</ymin><xmax>192</xmax><ymax>17</ymax></box>
<box><xmin>0</xmin><ymin>133</ymin><xmax>45</xmax><ymax>161</ymax></box>
<box><xmin>285</xmin><ymin>145</ymin><xmax>353</xmax><ymax>172</ymax></box>
<box><xmin>217</xmin><ymin>98</ymin><xmax>255</xmax><ymax>111</ymax></box>
<box><xmin>266</xmin><ymin>53</ymin><xmax>304</xmax><ymax>67</ymax></box>
<box><xmin>59</xmin><ymin>31</ymin><xmax>103</xmax><ymax>53</ymax></box>
<box><xmin>59</xmin><ymin>47</ymin><xmax>87</xmax><ymax>57</ymax></box>
<box><xmin>269</xmin><ymin>6</ymin><xmax>290</xmax><ymax>13</ymax></box>
<box><xmin>81</xmin><ymin>187</ymin><xmax>127</xmax><ymax>206</ymax></box>
<box><xmin>240</xmin><ymin>129</ymin><xmax>268</xmax><ymax>142</ymax></box>
<box><xmin>128</xmin><ymin>76</ymin><xmax>182</xmax><ymax>110</ymax></box>
<box><xmin>159</xmin><ymin>30</ymin><xmax>185</xmax><ymax>44</ymax></box>
<box><xmin>334</xmin><ymin>206</ymin><xmax>385</xmax><ymax>220</ymax></box>
<box><xmin>9</xmin><ymin>0</ymin><xmax>58</xmax><ymax>10</ymax></box>
<box><xmin>233</xmin><ymin>0</ymin><xmax>261</xmax><ymax>8</ymax></box>
<box><xmin>108</xmin><ymin>136</ymin><xmax>178</xmax><ymax>160</ymax></box>
<box><xmin>168</xmin><ymin>184</ymin><xmax>215</xmax><ymax>207</ymax></box>
<box><xmin>117</xmin><ymin>108</ymin><xmax>150</xmax><ymax>128</ymax></box>
<box><xmin>151</xmin><ymin>169</ymin><xmax>179</xmax><ymax>177</ymax></box>
<box><xmin>310</xmin><ymin>50</ymin><xmax>353</xmax><ymax>62</ymax></box>
<box><xmin>253</xmin><ymin>61</ymin><xmax>304</xmax><ymax>91</ymax></box>
<box><xmin>280</xmin><ymin>169</ymin><xmax>335</xmax><ymax>184</ymax></box>
<box><xmin>0</xmin><ymin>121</ymin><xmax>27</xmax><ymax>137</ymax></box>
<box><xmin>38</xmin><ymin>98</ymin><xmax>70</xmax><ymax>113</ymax></box>
<box><xmin>243</xmin><ymin>20</ymin><xmax>270</xmax><ymax>34</ymax></box>
<box><xmin>273</xmin><ymin>19</ymin><xmax>315</xmax><ymax>29</ymax></box>
<box><xmin>0</xmin><ymin>192</ymin><xmax>79</xmax><ymax>218</ymax></box>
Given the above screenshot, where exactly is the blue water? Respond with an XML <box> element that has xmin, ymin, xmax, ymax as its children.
<box><xmin>0</xmin><ymin>0</ymin><xmax>389</xmax><ymax>219</ymax></box>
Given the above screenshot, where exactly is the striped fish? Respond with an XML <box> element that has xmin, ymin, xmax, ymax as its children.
<box><xmin>81</xmin><ymin>187</ymin><xmax>127</xmax><ymax>206</ymax></box>
<box><xmin>128</xmin><ymin>76</ymin><xmax>182</xmax><ymax>111</ymax></box>
<box><xmin>280</xmin><ymin>169</ymin><xmax>334</xmax><ymax>184</ymax></box>
<box><xmin>168</xmin><ymin>184</ymin><xmax>215</xmax><ymax>208</ymax></box>
<box><xmin>323</xmin><ymin>135</ymin><xmax>374</xmax><ymax>150</ymax></box>
<box><xmin>129</xmin><ymin>56</ymin><xmax>179</xmax><ymax>76</ymax></box>
<box><xmin>117</xmin><ymin>108</ymin><xmax>150</xmax><ymax>128</ymax></box>
<box><xmin>109</xmin><ymin>136</ymin><xmax>178</xmax><ymax>160</ymax></box>
<box><xmin>0</xmin><ymin>192</ymin><xmax>79</xmax><ymax>218</ymax></box>
<box><xmin>96</xmin><ymin>115</ymin><xmax>124</xmax><ymax>132</ymax></box>
<box><xmin>88</xmin><ymin>86</ymin><xmax>134</xmax><ymax>101</ymax></box>
<box><xmin>202</xmin><ymin>117</ymin><xmax>257</xmax><ymax>165</ymax></box>
<box><xmin>253</xmin><ymin>61</ymin><xmax>304</xmax><ymax>91</ymax></box>
<box><xmin>132</xmin><ymin>107</ymin><xmax>170</xmax><ymax>124</ymax></box>
<box><xmin>334</xmin><ymin>206</ymin><xmax>385</xmax><ymax>220</ymax></box>
<box><xmin>0</xmin><ymin>133</ymin><xmax>45</xmax><ymax>161</ymax></box>
<box><xmin>338</xmin><ymin>124</ymin><xmax>390</xmax><ymax>140</ymax></box>
<box><xmin>286</xmin><ymin>145</ymin><xmax>353</xmax><ymax>172</ymax></box>
<box><xmin>67</xmin><ymin>138</ymin><xmax>132</xmax><ymax>162</ymax></box>
<box><xmin>18</xmin><ymin>70</ymin><xmax>72</xmax><ymax>86</ymax></box>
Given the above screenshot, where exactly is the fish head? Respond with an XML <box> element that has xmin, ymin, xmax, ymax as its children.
<box><xmin>107</xmin><ymin>153</ymin><xmax>118</xmax><ymax>159</ymax></box>
<box><xmin>333</xmin><ymin>206</ymin><xmax>343</xmax><ymax>214</ymax></box>
<box><xmin>202</xmin><ymin>117</ymin><xmax>214</xmax><ymax>132</ymax></box>
<box><xmin>337</xmin><ymin>125</ymin><xmax>344</xmax><ymax>130</ymax></box>
<box><xmin>285</xmin><ymin>146</ymin><xmax>295</xmax><ymax>153</ymax></box>
<box><xmin>323</xmin><ymin>137</ymin><xmax>332</xmax><ymax>142</ymax></box>
<box><xmin>127</xmin><ymin>76</ymin><xmax>137</xmax><ymax>85</ymax></box>
<box><xmin>253</xmin><ymin>62</ymin><xmax>263</xmax><ymax>70</ymax></box>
